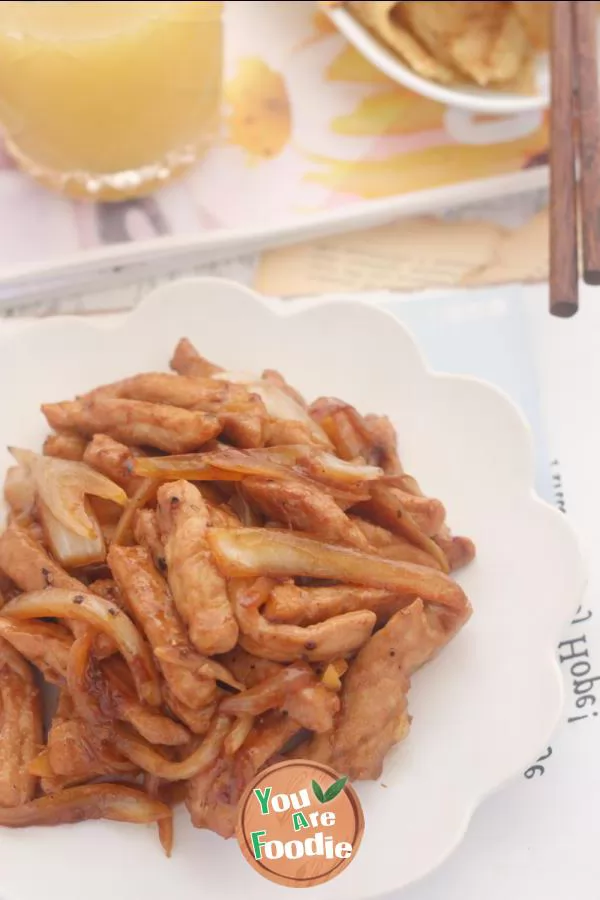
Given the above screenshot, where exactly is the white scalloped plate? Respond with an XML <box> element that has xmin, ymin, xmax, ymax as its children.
<box><xmin>0</xmin><ymin>279</ymin><xmax>585</xmax><ymax>900</ymax></box>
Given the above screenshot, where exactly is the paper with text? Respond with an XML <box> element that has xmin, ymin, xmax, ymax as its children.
<box><xmin>255</xmin><ymin>211</ymin><xmax>549</xmax><ymax>297</ymax></box>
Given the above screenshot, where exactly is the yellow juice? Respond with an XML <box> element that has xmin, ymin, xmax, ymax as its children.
<box><xmin>0</xmin><ymin>1</ymin><xmax>223</xmax><ymax>199</ymax></box>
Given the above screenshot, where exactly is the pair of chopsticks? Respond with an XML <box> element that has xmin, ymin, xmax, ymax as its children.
<box><xmin>550</xmin><ymin>0</ymin><xmax>600</xmax><ymax>317</ymax></box>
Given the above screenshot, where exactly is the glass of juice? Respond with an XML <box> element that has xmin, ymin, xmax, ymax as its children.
<box><xmin>0</xmin><ymin>1</ymin><xmax>223</xmax><ymax>200</ymax></box>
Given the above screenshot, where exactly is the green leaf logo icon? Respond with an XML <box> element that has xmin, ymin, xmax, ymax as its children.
<box><xmin>323</xmin><ymin>776</ymin><xmax>348</xmax><ymax>803</ymax></box>
<box><xmin>312</xmin><ymin>779</ymin><xmax>325</xmax><ymax>803</ymax></box>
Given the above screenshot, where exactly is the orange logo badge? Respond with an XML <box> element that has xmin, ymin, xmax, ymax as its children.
<box><xmin>236</xmin><ymin>759</ymin><xmax>364</xmax><ymax>888</ymax></box>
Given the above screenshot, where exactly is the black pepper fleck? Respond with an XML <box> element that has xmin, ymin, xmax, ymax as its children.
<box><xmin>72</xmin><ymin>595</ymin><xmax>85</xmax><ymax>605</ymax></box>
<box><xmin>108</xmin><ymin>607</ymin><xmax>119</xmax><ymax>617</ymax></box>
<box><xmin>170</xmin><ymin>496</ymin><xmax>180</xmax><ymax>507</ymax></box>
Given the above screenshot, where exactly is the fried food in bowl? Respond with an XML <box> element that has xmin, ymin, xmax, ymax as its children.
<box><xmin>348</xmin><ymin>0</ymin><xmax>538</xmax><ymax>88</ymax></box>
<box><xmin>321</xmin><ymin>0</ymin><xmax>588</xmax><ymax>110</ymax></box>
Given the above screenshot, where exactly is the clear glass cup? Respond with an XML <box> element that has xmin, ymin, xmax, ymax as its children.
<box><xmin>0</xmin><ymin>1</ymin><xmax>223</xmax><ymax>200</ymax></box>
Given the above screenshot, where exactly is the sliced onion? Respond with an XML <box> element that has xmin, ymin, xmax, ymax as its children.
<box><xmin>144</xmin><ymin>773</ymin><xmax>174</xmax><ymax>857</ymax></box>
<box><xmin>252</xmin><ymin>445</ymin><xmax>380</xmax><ymax>482</ymax></box>
<box><xmin>131</xmin><ymin>456</ymin><xmax>242</xmax><ymax>482</ymax></box>
<box><xmin>213</xmin><ymin>376</ymin><xmax>331</xmax><ymax>444</ymax></box>
<box><xmin>229</xmin><ymin>486</ymin><xmax>262</xmax><ymax>527</ymax></box>
<box><xmin>356</xmin><ymin>483</ymin><xmax>449</xmax><ymax>573</ymax></box>
<box><xmin>114</xmin><ymin>714</ymin><xmax>231</xmax><ymax>781</ymax></box>
<box><xmin>38</xmin><ymin>498</ymin><xmax>105</xmax><ymax>569</ymax></box>
<box><xmin>246</xmin><ymin>382</ymin><xmax>330</xmax><ymax>446</ymax></box>
<box><xmin>1</xmin><ymin>589</ymin><xmax>161</xmax><ymax>706</ymax></box>
<box><xmin>131</xmin><ymin>448</ymin><xmax>367</xmax><ymax>506</ymax></box>
<box><xmin>111</xmin><ymin>477</ymin><xmax>159</xmax><ymax>547</ymax></box>
<box><xmin>224</xmin><ymin>714</ymin><xmax>254</xmax><ymax>756</ymax></box>
<box><xmin>4</xmin><ymin>466</ymin><xmax>36</xmax><ymax>518</ymax></box>
<box><xmin>0</xmin><ymin>784</ymin><xmax>171</xmax><ymax>827</ymax></box>
<box><xmin>220</xmin><ymin>662</ymin><xmax>312</xmax><ymax>716</ymax></box>
<box><xmin>297</xmin><ymin>449</ymin><xmax>382</xmax><ymax>483</ymax></box>
<box><xmin>221</xmin><ymin>445</ymin><xmax>383</xmax><ymax>486</ymax></box>
<box><xmin>10</xmin><ymin>449</ymin><xmax>126</xmax><ymax>539</ymax></box>
<box><xmin>208</xmin><ymin>528</ymin><xmax>468</xmax><ymax>611</ymax></box>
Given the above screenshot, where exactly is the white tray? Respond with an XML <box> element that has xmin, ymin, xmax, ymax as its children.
<box><xmin>0</xmin><ymin>1</ymin><xmax>550</xmax><ymax>300</ymax></box>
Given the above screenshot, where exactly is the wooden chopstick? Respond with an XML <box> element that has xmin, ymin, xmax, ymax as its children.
<box><xmin>550</xmin><ymin>0</ymin><xmax>579</xmax><ymax>317</ymax></box>
<box><xmin>550</xmin><ymin>0</ymin><xmax>600</xmax><ymax>316</ymax></box>
<box><xmin>573</xmin><ymin>0</ymin><xmax>600</xmax><ymax>285</ymax></box>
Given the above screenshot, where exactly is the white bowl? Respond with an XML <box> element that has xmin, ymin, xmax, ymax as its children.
<box><xmin>325</xmin><ymin>3</ymin><xmax>550</xmax><ymax>114</ymax></box>
<box><xmin>0</xmin><ymin>279</ymin><xmax>585</xmax><ymax>900</ymax></box>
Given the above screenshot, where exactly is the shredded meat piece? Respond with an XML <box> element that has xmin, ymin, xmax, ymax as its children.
<box><xmin>42</xmin><ymin>398</ymin><xmax>221</xmax><ymax>454</ymax></box>
<box><xmin>243</xmin><ymin>476</ymin><xmax>369</xmax><ymax>548</ymax></box>
<box><xmin>326</xmin><ymin>598</ymin><xmax>472</xmax><ymax>779</ymax></box>
<box><xmin>0</xmin><ymin>639</ymin><xmax>42</xmax><ymax>807</ymax></box>
<box><xmin>157</xmin><ymin>481</ymin><xmax>238</xmax><ymax>655</ymax></box>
